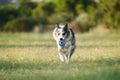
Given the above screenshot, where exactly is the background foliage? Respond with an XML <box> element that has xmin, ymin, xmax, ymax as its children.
<box><xmin>0</xmin><ymin>0</ymin><xmax>120</xmax><ymax>32</ymax></box>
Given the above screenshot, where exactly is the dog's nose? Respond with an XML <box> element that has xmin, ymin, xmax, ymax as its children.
<box><xmin>60</xmin><ymin>38</ymin><xmax>63</xmax><ymax>40</ymax></box>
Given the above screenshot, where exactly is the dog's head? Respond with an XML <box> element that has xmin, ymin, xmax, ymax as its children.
<box><xmin>55</xmin><ymin>23</ymin><xmax>69</xmax><ymax>41</ymax></box>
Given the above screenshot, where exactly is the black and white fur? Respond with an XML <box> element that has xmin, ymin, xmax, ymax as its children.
<box><xmin>53</xmin><ymin>23</ymin><xmax>76</xmax><ymax>64</ymax></box>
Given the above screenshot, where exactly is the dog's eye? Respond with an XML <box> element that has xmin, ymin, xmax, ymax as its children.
<box><xmin>58</xmin><ymin>33</ymin><xmax>60</xmax><ymax>35</ymax></box>
<box><xmin>62</xmin><ymin>33</ymin><xmax>65</xmax><ymax>36</ymax></box>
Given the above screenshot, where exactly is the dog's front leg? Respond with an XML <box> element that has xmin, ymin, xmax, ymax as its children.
<box><xmin>58</xmin><ymin>52</ymin><xmax>64</xmax><ymax>62</ymax></box>
<box><xmin>58</xmin><ymin>47</ymin><xmax>64</xmax><ymax>62</ymax></box>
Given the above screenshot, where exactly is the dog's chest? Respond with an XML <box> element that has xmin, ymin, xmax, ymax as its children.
<box><xmin>61</xmin><ymin>41</ymin><xmax>71</xmax><ymax>53</ymax></box>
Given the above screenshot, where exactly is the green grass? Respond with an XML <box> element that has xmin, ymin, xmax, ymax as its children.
<box><xmin>0</xmin><ymin>32</ymin><xmax>120</xmax><ymax>80</ymax></box>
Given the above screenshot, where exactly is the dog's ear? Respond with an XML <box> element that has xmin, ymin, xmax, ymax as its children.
<box><xmin>55</xmin><ymin>23</ymin><xmax>60</xmax><ymax>28</ymax></box>
<box><xmin>65</xmin><ymin>23</ymin><xmax>68</xmax><ymax>28</ymax></box>
<box><xmin>64</xmin><ymin>23</ymin><xmax>68</xmax><ymax>30</ymax></box>
<box><xmin>64</xmin><ymin>23</ymin><xmax>68</xmax><ymax>32</ymax></box>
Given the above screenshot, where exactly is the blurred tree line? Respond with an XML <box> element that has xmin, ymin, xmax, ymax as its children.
<box><xmin>0</xmin><ymin>0</ymin><xmax>119</xmax><ymax>32</ymax></box>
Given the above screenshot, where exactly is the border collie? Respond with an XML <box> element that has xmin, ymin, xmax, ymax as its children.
<box><xmin>53</xmin><ymin>23</ymin><xmax>76</xmax><ymax>64</ymax></box>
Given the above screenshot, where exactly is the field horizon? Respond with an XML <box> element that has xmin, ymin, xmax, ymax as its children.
<box><xmin>0</xmin><ymin>32</ymin><xmax>120</xmax><ymax>80</ymax></box>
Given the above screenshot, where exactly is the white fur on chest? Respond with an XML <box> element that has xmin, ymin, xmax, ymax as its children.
<box><xmin>57</xmin><ymin>40</ymin><xmax>71</xmax><ymax>53</ymax></box>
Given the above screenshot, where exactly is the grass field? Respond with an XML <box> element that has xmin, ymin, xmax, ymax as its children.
<box><xmin>0</xmin><ymin>32</ymin><xmax>120</xmax><ymax>80</ymax></box>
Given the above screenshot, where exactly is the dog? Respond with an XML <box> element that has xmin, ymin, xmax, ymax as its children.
<box><xmin>53</xmin><ymin>23</ymin><xmax>76</xmax><ymax>64</ymax></box>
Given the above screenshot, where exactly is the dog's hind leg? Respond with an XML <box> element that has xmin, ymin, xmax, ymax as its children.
<box><xmin>65</xmin><ymin>48</ymin><xmax>71</xmax><ymax>64</ymax></box>
<box><xmin>65</xmin><ymin>54</ymin><xmax>68</xmax><ymax>64</ymax></box>
<box><xmin>65</xmin><ymin>54</ymin><xmax>70</xmax><ymax>64</ymax></box>
<box><xmin>66</xmin><ymin>46</ymin><xmax>75</xmax><ymax>64</ymax></box>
